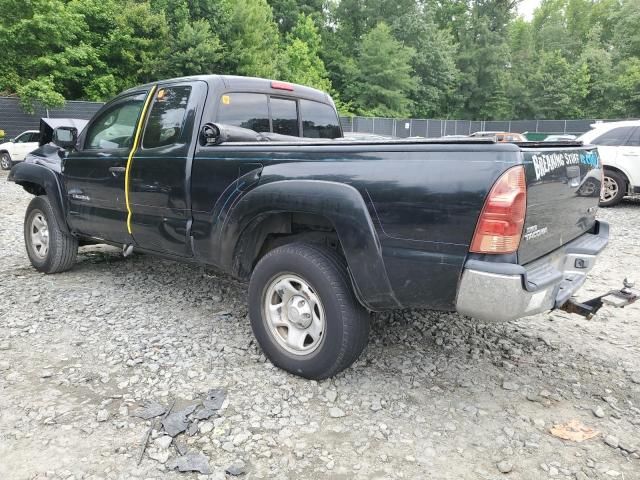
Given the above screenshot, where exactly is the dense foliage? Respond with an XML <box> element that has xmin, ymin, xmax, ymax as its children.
<box><xmin>0</xmin><ymin>0</ymin><xmax>638</xmax><ymax>119</ymax></box>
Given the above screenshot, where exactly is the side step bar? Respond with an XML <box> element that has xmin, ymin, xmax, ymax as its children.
<box><xmin>559</xmin><ymin>278</ymin><xmax>638</xmax><ymax>319</ymax></box>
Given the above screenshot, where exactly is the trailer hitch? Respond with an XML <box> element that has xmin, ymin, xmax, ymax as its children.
<box><xmin>559</xmin><ymin>278</ymin><xmax>638</xmax><ymax>320</ymax></box>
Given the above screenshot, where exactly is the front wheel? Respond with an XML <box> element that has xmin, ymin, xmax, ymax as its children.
<box><xmin>248</xmin><ymin>243</ymin><xmax>370</xmax><ymax>379</ymax></box>
<box><xmin>0</xmin><ymin>153</ymin><xmax>12</xmax><ymax>170</ymax></box>
<box><xmin>599</xmin><ymin>170</ymin><xmax>626</xmax><ymax>207</ymax></box>
<box><xmin>24</xmin><ymin>196</ymin><xmax>78</xmax><ymax>273</ymax></box>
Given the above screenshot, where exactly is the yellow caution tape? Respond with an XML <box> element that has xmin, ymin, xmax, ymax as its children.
<box><xmin>125</xmin><ymin>85</ymin><xmax>157</xmax><ymax>234</ymax></box>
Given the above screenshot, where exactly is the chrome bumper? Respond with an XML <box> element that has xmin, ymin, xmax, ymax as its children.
<box><xmin>456</xmin><ymin>221</ymin><xmax>609</xmax><ymax>322</ymax></box>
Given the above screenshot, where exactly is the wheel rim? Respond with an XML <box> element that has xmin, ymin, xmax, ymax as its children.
<box><xmin>0</xmin><ymin>155</ymin><xmax>9</xmax><ymax>169</ymax></box>
<box><xmin>262</xmin><ymin>273</ymin><xmax>325</xmax><ymax>356</ymax></box>
<box><xmin>30</xmin><ymin>211</ymin><xmax>50</xmax><ymax>259</ymax></box>
<box><xmin>601</xmin><ymin>176</ymin><xmax>619</xmax><ymax>202</ymax></box>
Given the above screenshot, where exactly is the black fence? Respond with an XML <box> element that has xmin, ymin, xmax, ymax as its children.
<box><xmin>0</xmin><ymin>96</ymin><xmax>633</xmax><ymax>139</ymax></box>
<box><xmin>0</xmin><ymin>97</ymin><xmax>103</xmax><ymax>137</ymax></box>
<box><xmin>339</xmin><ymin>116</ymin><xmax>634</xmax><ymax>138</ymax></box>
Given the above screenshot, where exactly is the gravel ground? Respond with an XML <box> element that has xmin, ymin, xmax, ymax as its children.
<box><xmin>1</xmin><ymin>170</ymin><xmax>639</xmax><ymax>480</ymax></box>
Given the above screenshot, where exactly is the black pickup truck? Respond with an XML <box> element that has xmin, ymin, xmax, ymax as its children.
<box><xmin>8</xmin><ymin>75</ymin><xmax>627</xmax><ymax>379</ymax></box>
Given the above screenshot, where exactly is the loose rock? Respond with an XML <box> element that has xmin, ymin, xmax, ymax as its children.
<box><xmin>167</xmin><ymin>452</ymin><xmax>211</xmax><ymax>474</ymax></box>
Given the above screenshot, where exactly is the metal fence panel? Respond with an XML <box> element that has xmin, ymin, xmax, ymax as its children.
<box><xmin>510</xmin><ymin>120</ymin><xmax>537</xmax><ymax>133</ymax></box>
<box><xmin>410</xmin><ymin>119</ymin><xmax>428</xmax><ymax>137</ymax></box>
<box><xmin>352</xmin><ymin>117</ymin><xmax>373</xmax><ymax>134</ymax></box>
<box><xmin>0</xmin><ymin>97</ymin><xmax>103</xmax><ymax>137</ymax></box>
<box><xmin>453</xmin><ymin>120</ymin><xmax>471</xmax><ymax>136</ymax></box>
<box><xmin>469</xmin><ymin>121</ymin><xmax>483</xmax><ymax>135</ymax></box>
<box><xmin>396</xmin><ymin>119</ymin><xmax>412</xmax><ymax>137</ymax></box>
<box><xmin>339</xmin><ymin>116</ymin><xmax>353</xmax><ymax>132</ymax></box>
<box><xmin>484</xmin><ymin>121</ymin><xmax>510</xmax><ymax>132</ymax></box>
<box><xmin>538</xmin><ymin>120</ymin><xmax>565</xmax><ymax>133</ymax></box>
<box><xmin>373</xmin><ymin>118</ymin><xmax>394</xmax><ymax>136</ymax></box>
<box><xmin>427</xmin><ymin>120</ymin><xmax>442</xmax><ymax>138</ymax></box>
<box><xmin>564</xmin><ymin>119</ymin><xmax>593</xmax><ymax>135</ymax></box>
<box><xmin>0</xmin><ymin>98</ymin><xmax>47</xmax><ymax>137</ymax></box>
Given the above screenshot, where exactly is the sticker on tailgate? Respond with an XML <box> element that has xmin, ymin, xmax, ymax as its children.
<box><xmin>530</xmin><ymin>150</ymin><xmax>599</xmax><ymax>181</ymax></box>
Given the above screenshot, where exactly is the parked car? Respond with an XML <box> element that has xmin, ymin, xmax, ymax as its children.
<box><xmin>0</xmin><ymin>129</ymin><xmax>39</xmax><ymax>170</ymax></box>
<box><xmin>469</xmin><ymin>131</ymin><xmax>527</xmax><ymax>142</ymax></box>
<box><xmin>577</xmin><ymin>120</ymin><xmax>640</xmax><ymax>207</ymax></box>
<box><xmin>9</xmin><ymin>75</ymin><xmax>624</xmax><ymax>379</ymax></box>
<box><xmin>544</xmin><ymin>134</ymin><xmax>577</xmax><ymax>142</ymax></box>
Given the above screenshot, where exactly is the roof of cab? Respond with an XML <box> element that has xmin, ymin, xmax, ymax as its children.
<box><xmin>120</xmin><ymin>75</ymin><xmax>332</xmax><ymax>104</ymax></box>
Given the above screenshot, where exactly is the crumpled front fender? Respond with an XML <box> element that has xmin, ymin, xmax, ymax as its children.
<box><xmin>8</xmin><ymin>162</ymin><xmax>69</xmax><ymax>234</ymax></box>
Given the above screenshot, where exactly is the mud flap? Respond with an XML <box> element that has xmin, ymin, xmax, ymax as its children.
<box><xmin>559</xmin><ymin>279</ymin><xmax>638</xmax><ymax>319</ymax></box>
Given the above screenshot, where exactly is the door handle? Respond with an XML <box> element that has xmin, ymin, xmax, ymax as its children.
<box><xmin>109</xmin><ymin>166</ymin><xmax>126</xmax><ymax>176</ymax></box>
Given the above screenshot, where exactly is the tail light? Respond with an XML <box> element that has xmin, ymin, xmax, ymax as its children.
<box><xmin>470</xmin><ymin>165</ymin><xmax>527</xmax><ymax>254</ymax></box>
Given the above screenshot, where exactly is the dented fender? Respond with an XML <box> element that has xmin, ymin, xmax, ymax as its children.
<box><xmin>8</xmin><ymin>162</ymin><xmax>69</xmax><ymax>234</ymax></box>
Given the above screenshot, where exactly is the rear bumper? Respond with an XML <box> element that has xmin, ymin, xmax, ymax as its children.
<box><xmin>455</xmin><ymin>221</ymin><xmax>609</xmax><ymax>322</ymax></box>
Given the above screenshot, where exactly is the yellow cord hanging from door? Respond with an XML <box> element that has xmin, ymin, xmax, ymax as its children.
<box><xmin>125</xmin><ymin>85</ymin><xmax>157</xmax><ymax>234</ymax></box>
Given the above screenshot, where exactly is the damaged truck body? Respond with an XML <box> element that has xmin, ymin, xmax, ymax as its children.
<box><xmin>8</xmin><ymin>75</ymin><xmax>636</xmax><ymax>379</ymax></box>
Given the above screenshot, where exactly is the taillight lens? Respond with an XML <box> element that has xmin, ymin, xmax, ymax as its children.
<box><xmin>470</xmin><ymin>166</ymin><xmax>527</xmax><ymax>254</ymax></box>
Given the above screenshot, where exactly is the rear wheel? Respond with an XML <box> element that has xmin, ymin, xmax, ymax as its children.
<box><xmin>0</xmin><ymin>153</ymin><xmax>12</xmax><ymax>170</ymax></box>
<box><xmin>24</xmin><ymin>196</ymin><xmax>78</xmax><ymax>273</ymax></box>
<box><xmin>600</xmin><ymin>170</ymin><xmax>626</xmax><ymax>207</ymax></box>
<box><xmin>248</xmin><ymin>243</ymin><xmax>370</xmax><ymax>379</ymax></box>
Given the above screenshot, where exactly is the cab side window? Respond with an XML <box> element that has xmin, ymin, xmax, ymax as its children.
<box><xmin>143</xmin><ymin>86</ymin><xmax>192</xmax><ymax>148</ymax></box>
<box><xmin>626</xmin><ymin>128</ymin><xmax>640</xmax><ymax>146</ymax></box>
<box><xmin>14</xmin><ymin>133</ymin><xmax>32</xmax><ymax>143</ymax></box>
<box><xmin>85</xmin><ymin>93</ymin><xmax>146</xmax><ymax>150</ymax></box>
<box><xmin>300</xmin><ymin>100</ymin><xmax>341</xmax><ymax>139</ymax></box>
<box><xmin>592</xmin><ymin>127</ymin><xmax>634</xmax><ymax>146</ymax></box>
<box><xmin>217</xmin><ymin>93</ymin><xmax>270</xmax><ymax>133</ymax></box>
<box><xmin>270</xmin><ymin>97</ymin><xmax>299</xmax><ymax>136</ymax></box>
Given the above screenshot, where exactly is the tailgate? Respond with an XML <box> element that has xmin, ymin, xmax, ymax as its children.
<box><xmin>518</xmin><ymin>143</ymin><xmax>601</xmax><ymax>264</ymax></box>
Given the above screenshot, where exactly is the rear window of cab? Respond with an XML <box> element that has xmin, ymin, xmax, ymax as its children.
<box><xmin>217</xmin><ymin>92</ymin><xmax>341</xmax><ymax>139</ymax></box>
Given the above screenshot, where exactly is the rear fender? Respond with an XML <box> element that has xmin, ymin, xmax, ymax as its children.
<box><xmin>8</xmin><ymin>162</ymin><xmax>69</xmax><ymax>234</ymax></box>
<box><xmin>221</xmin><ymin>180</ymin><xmax>400</xmax><ymax>311</ymax></box>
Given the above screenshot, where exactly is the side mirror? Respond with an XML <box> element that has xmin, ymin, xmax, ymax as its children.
<box><xmin>53</xmin><ymin>127</ymin><xmax>78</xmax><ymax>150</ymax></box>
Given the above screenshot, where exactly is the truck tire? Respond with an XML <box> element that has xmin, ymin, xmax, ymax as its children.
<box><xmin>600</xmin><ymin>170</ymin><xmax>626</xmax><ymax>207</ymax></box>
<box><xmin>0</xmin><ymin>153</ymin><xmax>12</xmax><ymax>170</ymax></box>
<box><xmin>248</xmin><ymin>243</ymin><xmax>370</xmax><ymax>379</ymax></box>
<box><xmin>24</xmin><ymin>195</ymin><xmax>78</xmax><ymax>273</ymax></box>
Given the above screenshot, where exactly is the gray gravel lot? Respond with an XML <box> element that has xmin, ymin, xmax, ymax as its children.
<box><xmin>1</xmin><ymin>170</ymin><xmax>639</xmax><ymax>480</ymax></box>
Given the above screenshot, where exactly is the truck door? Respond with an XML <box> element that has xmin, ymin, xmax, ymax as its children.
<box><xmin>127</xmin><ymin>81</ymin><xmax>207</xmax><ymax>256</ymax></box>
<box><xmin>64</xmin><ymin>91</ymin><xmax>151</xmax><ymax>243</ymax></box>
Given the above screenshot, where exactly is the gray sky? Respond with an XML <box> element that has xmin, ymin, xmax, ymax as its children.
<box><xmin>518</xmin><ymin>0</ymin><xmax>542</xmax><ymax>20</ymax></box>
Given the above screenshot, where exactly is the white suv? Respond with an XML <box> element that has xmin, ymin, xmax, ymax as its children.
<box><xmin>578</xmin><ymin>120</ymin><xmax>640</xmax><ymax>207</ymax></box>
<box><xmin>0</xmin><ymin>130</ymin><xmax>40</xmax><ymax>170</ymax></box>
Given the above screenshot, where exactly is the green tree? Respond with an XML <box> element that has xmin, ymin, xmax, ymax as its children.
<box><xmin>391</xmin><ymin>10</ymin><xmax>459</xmax><ymax>118</ymax></box>
<box><xmin>610</xmin><ymin>58</ymin><xmax>640</xmax><ymax>118</ymax></box>
<box><xmin>268</xmin><ymin>0</ymin><xmax>325</xmax><ymax>33</ymax></box>
<box><xmin>456</xmin><ymin>16</ymin><xmax>512</xmax><ymax>119</ymax></box>
<box><xmin>578</xmin><ymin>25</ymin><xmax>615</xmax><ymax>117</ymax></box>
<box><xmin>220</xmin><ymin>0</ymin><xmax>280</xmax><ymax>78</ymax></box>
<box><xmin>0</xmin><ymin>0</ymin><xmax>92</xmax><ymax>108</ymax></box>
<box><xmin>278</xmin><ymin>15</ymin><xmax>332</xmax><ymax>91</ymax></box>
<box><xmin>347</xmin><ymin>22</ymin><xmax>416</xmax><ymax>117</ymax></box>
<box><xmin>530</xmin><ymin>51</ymin><xmax>589</xmax><ymax>119</ymax></box>
<box><xmin>101</xmin><ymin>1</ymin><xmax>170</xmax><ymax>91</ymax></box>
<box><xmin>161</xmin><ymin>20</ymin><xmax>222</xmax><ymax>78</ymax></box>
